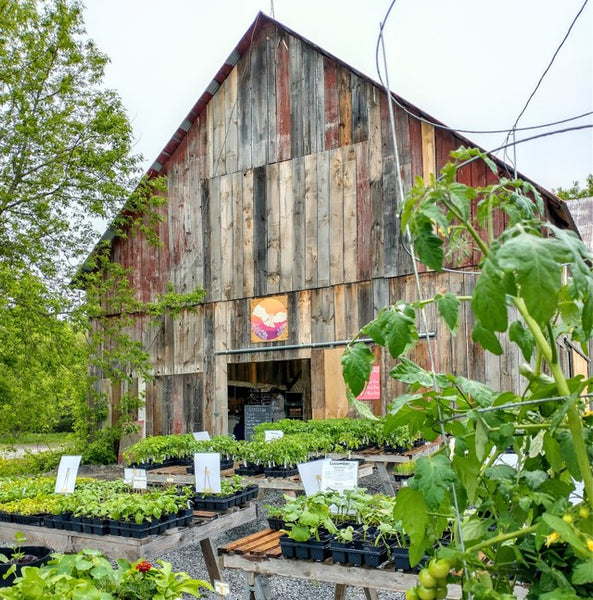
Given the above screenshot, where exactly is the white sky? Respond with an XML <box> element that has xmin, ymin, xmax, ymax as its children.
<box><xmin>83</xmin><ymin>0</ymin><xmax>592</xmax><ymax>192</ymax></box>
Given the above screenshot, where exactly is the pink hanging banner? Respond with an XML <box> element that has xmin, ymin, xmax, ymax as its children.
<box><xmin>357</xmin><ymin>365</ymin><xmax>381</xmax><ymax>400</ymax></box>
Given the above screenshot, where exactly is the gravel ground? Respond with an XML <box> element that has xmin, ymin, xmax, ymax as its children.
<box><xmin>2</xmin><ymin>466</ymin><xmax>408</xmax><ymax>600</ymax></box>
<box><xmin>144</xmin><ymin>471</ymin><xmax>407</xmax><ymax>600</ymax></box>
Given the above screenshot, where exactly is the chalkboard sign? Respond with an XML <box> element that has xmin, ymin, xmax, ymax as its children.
<box><xmin>244</xmin><ymin>405</ymin><xmax>273</xmax><ymax>441</ymax></box>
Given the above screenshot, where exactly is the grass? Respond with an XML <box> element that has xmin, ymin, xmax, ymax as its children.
<box><xmin>0</xmin><ymin>432</ymin><xmax>72</xmax><ymax>446</ymax></box>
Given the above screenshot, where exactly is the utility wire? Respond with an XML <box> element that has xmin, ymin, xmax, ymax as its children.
<box><xmin>504</xmin><ymin>0</ymin><xmax>589</xmax><ymax>173</ymax></box>
<box><xmin>375</xmin><ymin>0</ymin><xmax>592</xmax><ymax>137</ymax></box>
<box><xmin>502</xmin><ymin>0</ymin><xmax>590</xmax><ymax>165</ymax></box>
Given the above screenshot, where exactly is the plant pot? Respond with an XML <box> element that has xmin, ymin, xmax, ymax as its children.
<box><xmin>279</xmin><ymin>534</ymin><xmax>296</xmax><ymax>558</ymax></box>
<box><xmin>90</xmin><ymin>518</ymin><xmax>109</xmax><ymax>536</ymax></box>
<box><xmin>235</xmin><ymin>463</ymin><xmax>264</xmax><ymax>476</ymax></box>
<box><xmin>297</xmin><ymin>534</ymin><xmax>332</xmax><ymax>561</ymax></box>
<box><xmin>330</xmin><ymin>538</ymin><xmax>356</xmax><ymax>564</ymax></box>
<box><xmin>120</xmin><ymin>521</ymin><xmax>152</xmax><ymax>539</ymax></box>
<box><xmin>176</xmin><ymin>508</ymin><xmax>193</xmax><ymax>528</ymax></box>
<box><xmin>107</xmin><ymin>519</ymin><xmax>122</xmax><ymax>536</ymax></box>
<box><xmin>263</xmin><ymin>466</ymin><xmax>298</xmax><ymax>478</ymax></box>
<box><xmin>11</xmin><ymin>513</ymin><xmax>46</xmax><ymax>527</ymax></box>
<box><xmin>361</xmin><ymin>541</ymin><xmax>389</xmax><ymax>567</ymax></box>
<box><xmin>267</xmin><ymin>516</ymin><xmax>286</xmax><ymax>531</ymax></box>
<box><xmin>0</xmin><ymin>546</ymin><xmax>53</xmax><ymax>588</ymax></box>
<box><xmin>390</xmin><ymin>545</ymin><xmax>428</xmax><ymax>572</ymax></box>
<box><xmin>390</xmin><ymin>545</ymin><xmax>411</xmax><ymax>571</ymax></box>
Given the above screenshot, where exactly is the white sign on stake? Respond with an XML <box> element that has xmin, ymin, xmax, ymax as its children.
<box><xmin>322</xmin><ymin>460</ymin><xmax>359</xmax><ymax>493</ymax></box>
<box><xmin>54</xmin><ymin>455</ymin><xmax>82</xmax><ymax>494</ymax></box>
<box><xmin>192</xmin><ymin>431</ymin><xmax>211</xmax><ymax>441</ymax></box>
<box><xmin>298</xmin><ymin>458</ymin><xmax>328</xmax><ymax>496</ymax></box>
<box><xmin>124</xmin><ymin>468</ymin><xmax>147</xmax><ymax>490</ymax></box>
<box><xmin>264</xmin><ymin>430</ymin><xmax>284</xmax><ymax>442</ymax></box>
<box><xmin>194</xmin><ymin>452</ymin><xmax>221</xmax><ymax>493</ymax></box>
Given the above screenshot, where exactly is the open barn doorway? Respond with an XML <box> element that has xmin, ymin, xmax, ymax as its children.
<box><xmin>226</xmin><ymin>359</ymin><xmax>310</xmax><ymax>440</ymax></box>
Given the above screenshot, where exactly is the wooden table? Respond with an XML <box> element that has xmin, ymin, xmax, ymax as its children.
<box><xmin>218</xmin><ymin>528</ymin><xmax>463</xmax><ymax>600</ymax></box>
<box><xmin>0</xmin><ymin>502</ymin><xmax>257</xmax><ymax>585</ymax></box>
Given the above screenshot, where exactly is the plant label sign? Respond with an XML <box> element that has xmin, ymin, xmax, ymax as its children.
<box><xmin>54</xmin><ymin>455</ymin><xmax>81</xmax><ymax>494</ymax></box>
<box><xmin>194</xmin><ymin>452</ymin><xmax>221</xmax><ymax>493</ymax></box>
<box><xmin>298</xmin><ymin>458</ymin><xmax>328</xmax><ymax>496</ymax></box>
<box><xmin>192</xmin><ymin>431</ymin><xmax>211</xmax><ymax>441</ymax></box>
<box><xmin>264</xmin><ymin>430</ymin><xmax>284</xmax><ymax>441</ymax></box>
<box><xmin>322</xmin><ymin>460</ymin><xmax>359</xmax><ymax>493</ymax></box>
<box><xmin>124</xmin><ymin>468</ymin><xmax>147</xmax><ymax>490</ymax></box>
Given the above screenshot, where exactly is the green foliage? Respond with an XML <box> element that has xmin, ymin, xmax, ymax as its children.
<box><xmin>554</xmin><ymin>174</ymin><xmax>593</xmax><ymax>201</ymax></box>
<box><xmin>0</xmin><ymin>548</ymin><xmax>212</xmax><ymax>599</ymax></box>
<box><xmin>342</xmin><ymin>148</ymin><xmax>593</xmax><ymax>598</ymax></box>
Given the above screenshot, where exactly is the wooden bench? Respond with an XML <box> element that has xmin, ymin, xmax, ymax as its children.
<box><xmin>218</xmin><ymin>528</ymin><xmax>463</xmax><ymax>600</ymax></box>
<box><xmin>0</xmin><ymin>501</ymin><xmax>257</xmax><ymax>585</ymax></box>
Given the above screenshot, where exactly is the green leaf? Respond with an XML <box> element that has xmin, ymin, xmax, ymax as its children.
<box><xmin>471</xmin><ymin>255</ymin><xmax>508</xmax><ymax>332</ymax></box>
<box><xmin>341</xmin><ymin>342</ymin><xmax>376</xmax><ymax>396</ymax></box>
<box><xmin>437</xmin><ymin>292</ymin><xmax>460</xmax><ymax>333</ymax></box>
<box><xmin>414</xmin><ymin>222</ymin><xmax>444</xmax><ymax>272</ymax></box>
<box><xmin>509</xmin><ymin>320</ymin><xmax>535</xmax><ymax>361</ymax></box>
<box><xmin>454</xmin><ymin>376</ymin><xmax>497</xmax><ymax>407</ymax></box>
<box><xmin>497</xmin><ymin>233</ymin><xmax>570</xmax><ymax>325</ymax></box>
<box><xmin>583</xmin><ymin>286</ymin><xmax>593</xmax><ymax>339</ymax></box>
<box><xmin>393</xmin><ymin>487</ymin><xmax>429</xmax><ymax>565</ymax></box>
<box><xmin>572</xmin><ymin>559</ymin><xmax>593</xmax><ymax>585</ymax></box>
<box><xmin>474</xmin><ymin>417</ymin><xmax>489</xmax><ymax>461</ymax></box>
<box><xmin>364</xmin><ymin>304</ymin><xmax>418</xmax><ymax>360</ymax></box>
<box><xmin>471</xmin><ymin>321</ymin><xmax>503</xmax><ymax>355</ymax></box>
<box><xmin>409</xmin><ymin>455</ymin><xmax>456</xmax><ymax>511</ymax></box>
<box><xmin>542</xmin><ymin>514</ymin><xmax>590</xmax><ymax>558</ymax></box>
<box><xmin>390</xmin><ymin>358</ymin><xmax>434</xmax><ymax>388</ymax></box>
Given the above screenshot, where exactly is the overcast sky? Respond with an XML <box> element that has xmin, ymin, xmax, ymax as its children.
<box><xmin>83</xmin><ymin>0</ymin><xmax>592</xmax><ymax>193</ymax></box>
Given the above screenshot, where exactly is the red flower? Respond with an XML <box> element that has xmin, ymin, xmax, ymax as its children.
<box><xmin>135</xmin><ymin>560</ymin><xmax>152</xmax><ymax>573</ymax></box>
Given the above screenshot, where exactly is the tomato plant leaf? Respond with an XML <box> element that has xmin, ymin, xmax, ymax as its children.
<box><xmin>471</xmin><ymin>256</ymin><xmax>508</xmax><ymax>332</ymax></box>
<box><xmin>341</xmin><ymin>342</ymin><xmax>375</xmax><ymax>396</ymax></box>
<box><xmin>409</xmin><ymin>454</ymin><xmax>456</xmax><ymax>511</ymax></box>
<box><xmin>393</xmin><ymin>486</ymin><xmax>429</xmax><ymax>566</ymax></box>
<box><xmin>471</xmin><ymin>321</ymin><xmax>503</xmax><ymax>355</ymax></box>
<box><xmin>509</xmin><ymin>320</ymin><xmax>535</xmax><ymax>361</ymax></box>
<box><xmin>437</xmin><ymin>292</ymin><xmax>460</xmax><ymax>334</ymax></box>
<box><xmin>414</xmin><ymin>222</ymin><xmax>444</xmax><ymax>272</ymax></box>
<box><xmin>542</xmin><ymin>514</ymin><xmax>590</xmax><ymax>558</ymax></box>
<box><xmin>390</xmin><ymin>358</ymin><xmax>434</xmax><ymax>388</ymax></box>
<box><xmin>572</xmin><ymin>559</ymin><xmax>593</xmax><ymax>584</ymax></box>
<box><xmin>497</xmin><ymin>233</ymin><xmax>570</xmax><ymax>325</ymax></box>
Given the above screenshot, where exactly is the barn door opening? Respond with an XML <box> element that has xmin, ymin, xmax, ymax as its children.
<box><xmin>226</xmin><ymin>359</ymin><xmax>310</xmax><ymax>440</ymax></box>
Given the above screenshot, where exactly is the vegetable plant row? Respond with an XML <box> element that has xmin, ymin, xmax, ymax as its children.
<box><xmin>0</xmin><ymin>474</ymin><xmax>258</xmax><ymax>537</ymax></box>
<box><xmin>122</xmin><ymin>416</ymin><xmax>421</xmax><ymax>470</ymax></box>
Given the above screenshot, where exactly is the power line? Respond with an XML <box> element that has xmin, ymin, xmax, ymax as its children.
<box><xmin>502</xmin><ymin>0</ymin><xmax>590</xmax><ymax>172</ymax></box>
<box><xmin>375</xmin><ymin>0</ymin><xmax>592</xmax><ymax>137</ymax></box>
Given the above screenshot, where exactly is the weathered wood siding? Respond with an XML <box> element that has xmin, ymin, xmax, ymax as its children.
<box><xmin>99</xmin><ymin>18</ymin><xmax>577</xmax><ymax>436</ymax></box>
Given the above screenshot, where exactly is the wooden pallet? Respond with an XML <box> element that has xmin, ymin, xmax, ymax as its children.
<box><xmin>219</xmin><ymin>527</ymin><xmax>284</xmax><ymax>558</ymax></box>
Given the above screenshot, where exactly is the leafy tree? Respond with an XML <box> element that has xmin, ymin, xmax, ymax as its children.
<box><xmin>554</xmin><ymin>174</ymin><xmax>593</xmax><ymax>201</ymax></box>
<box><xmin>0</xmin><ymin>0</ymin><xmax>167</xmax><ymax>440</ymax></box>
<box><xmin>343</xmin><ymin>148</ymin><xmax>593</xmax><ymax>599</ymax></box>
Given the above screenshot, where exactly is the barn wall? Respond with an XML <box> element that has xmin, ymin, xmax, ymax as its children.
<box><xmin>99</xmin><ymin>20</ymin><xmax>572</xmax><ymax>436</ymax></box>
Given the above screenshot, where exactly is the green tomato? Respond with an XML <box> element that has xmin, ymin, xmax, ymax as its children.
<box><xmin>562</xmin><ymin>514</ymin><xmax>574</xmax><ymax>524</ymax></box>
<box><xmin>417</xmin><ymin>586</ymin><xmax>436</xmax><ymax>600</ymax></box>
<box><xmin>418</xmin><ymin>568</ymin><xmax>438</xmax><ymax>588</ymax></box>
<box><xmin>578</xmin><ymin>506</ymin><xmax>590</xmax><ymax>519</ymax></box>
<box><xmin>434</xmin><ymin>586</ymin><xmax>448</xmax><ymax>600</ymax></box>
<box><xmin>428</xmin><ymin>558</ymin><xmax>451</xmax><ymax>580</ymax></box>
<box><xmin>406</xmin><ymin>587</ymin><xmax>420</xmax><ymax>600</ymax></box>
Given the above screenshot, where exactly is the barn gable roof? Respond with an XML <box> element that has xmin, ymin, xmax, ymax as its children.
<box><xmin>144</xmin><ymin>11</ymin><xmax>575</xmax><ymax>230</ymax></box>
<box><xmin>83</xmin><ymin>10</ymin><xmax>576</xmax><ymax>269</ymax></box>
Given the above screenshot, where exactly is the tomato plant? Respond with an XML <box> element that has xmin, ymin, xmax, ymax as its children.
<box><xmin>343</xmin><ymin>148</ymin><xmax>593</xmax><ymax>599</ymax></box>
